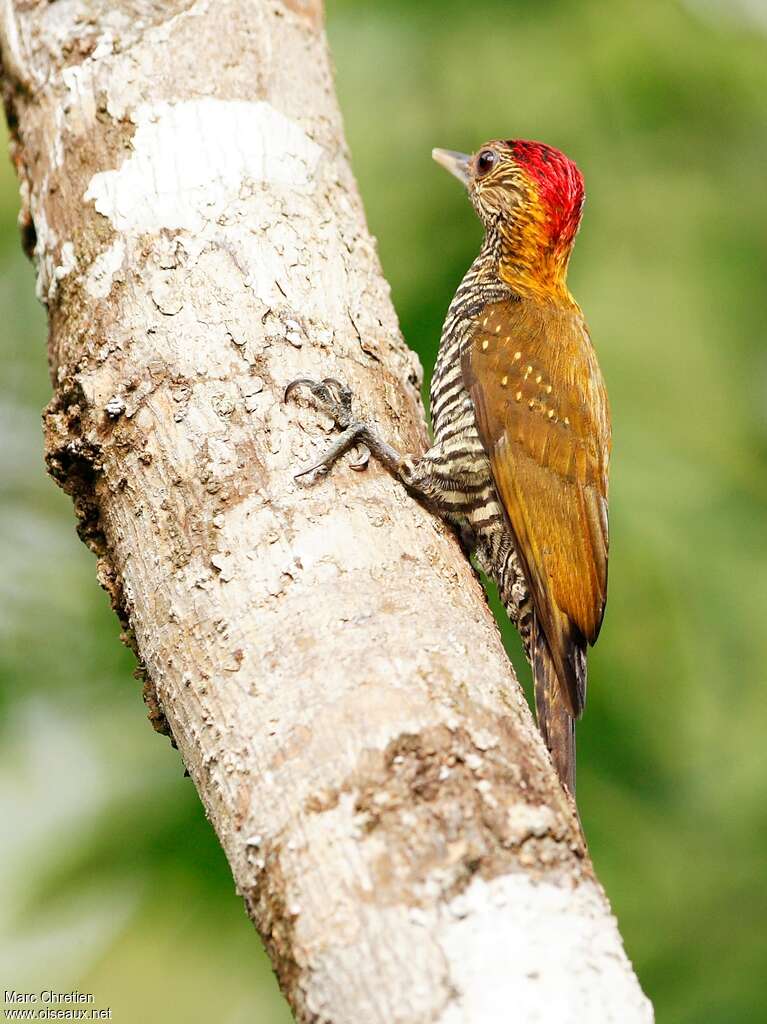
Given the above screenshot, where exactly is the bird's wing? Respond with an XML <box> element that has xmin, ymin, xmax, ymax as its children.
<box><xmin>462</xmin><ymin>298</ymin><xmax>610</xmax><ymax>716</ymax></box>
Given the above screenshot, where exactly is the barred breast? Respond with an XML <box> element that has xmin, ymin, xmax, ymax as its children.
<box><xmin>428</xmin><ymin>262</ymin><xmax>532</xmax><ymax>638</ymax></box>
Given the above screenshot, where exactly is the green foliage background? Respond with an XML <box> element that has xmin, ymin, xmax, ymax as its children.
<box><xmin>2</xmin><ymin>1</ymin><xmax>766</xmax><ymax>1020</ymax></box>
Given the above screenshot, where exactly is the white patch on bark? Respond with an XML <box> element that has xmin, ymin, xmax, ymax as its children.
<box><xmin>0</xmin><ymin>0</ymin><xmax>38</xmax><ymax>91</ymax></box>
<box><xmin>437</xmin><ymin>874</ymin><xmax>654</xmax><ymax>1024</ymax></box>
<box><xmin>55</xmin><ymin>241</ymin><xmax>77</xmax><ymax>281</ymax></box>
<box><xmin>85</xmin><ymin>99</ymin><xmax>322</xmax><ymax>235</ymax></box>
<box><xmin>32</xmin><ymin>204</ymin><xmax>57</xmax><ymax>304</ymax></box>
<box><xmin>84</xmin><ymin>239</ymin><xmax>125</xmax><ymax>299</ymax></box>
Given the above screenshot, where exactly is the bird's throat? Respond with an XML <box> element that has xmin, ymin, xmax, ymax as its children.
<box><xmin>476</xmin><ymin>181</ymin><xmax>579</xmax><ymax>304</ymax></box>
<box><xmin>497</xmin><ymin>219</ymin><xmax>576</xmax><ymax>304</ymax></box>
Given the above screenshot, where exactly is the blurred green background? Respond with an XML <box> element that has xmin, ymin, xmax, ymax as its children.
<box><xmin>2</xmin><ymin>0</ymin><xmax>766</xmax><ymax>1020</ymax></box>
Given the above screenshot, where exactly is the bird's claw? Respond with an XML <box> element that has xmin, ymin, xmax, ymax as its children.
<box><xmin>349</xmin><ymin>444</ymin><xmax>370</xmax><ymax>471</ymax></box>
<box><xmin>284</xmin><ymin>376</ymin><xmax>353</xmax><ymax>429</ymax></box>
<box><xmin>284</xmin><ymin>375</ymin><xmax>367</xmax><ymax>479</ymax></box>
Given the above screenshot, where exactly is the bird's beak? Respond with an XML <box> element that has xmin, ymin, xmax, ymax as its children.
<box><xmin>432</xmin><ymin>148</ymin><xmax>472</xmax><ymax>187</ymax></box>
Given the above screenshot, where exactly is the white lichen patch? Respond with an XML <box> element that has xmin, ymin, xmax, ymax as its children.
<box><xmin>84</xmin><ymin>239</ymin><xmax>126</xmax><ymax>299</ymax></box>
<box><xmin>85</xmin><ymin>99</ymin><xmax>323</xmax><ymax>235</ymax></box>
<box><xmin>33</xmin><ymin>204</ymin><xmax>60</xmax><ymax>305</ymax></box>
<box><xmin>150</xmin><ymin>269</ymin><xmax>185</xmax><ymax>316</ymax></box>
<box><xmin>55</xmin><ymin>241</ymin><xmax>77</xmax><ymax>281</ymax></box>
<box><xmin>504</xmin><ymin>801</ymin><xmax>561</xmax><ymax>844</ymax></box>
<box><xmin>104</xmin><ymin>395</ymin><xmax>126</xmax><ymax>419</ymax></box>
<box><xmin>438</xmin><ymin>875</ymin><xmax>654</xmax><ymax>1024</ymax></box>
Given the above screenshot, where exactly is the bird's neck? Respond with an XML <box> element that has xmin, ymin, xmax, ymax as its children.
<box><xmin>482</xmin><ymin>216</ymin><xmax>577</xmax><ymax>306</ymax></box>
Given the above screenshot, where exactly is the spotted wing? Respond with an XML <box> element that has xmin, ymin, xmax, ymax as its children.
<box><xmin>462</xmin><ymin>299</ymin><xmax>610</xmax><ymax>716</ymax></box>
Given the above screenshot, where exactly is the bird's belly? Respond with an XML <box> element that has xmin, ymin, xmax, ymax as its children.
<box><xmin>430</xmin><ymin>408</ymin><xmax>530</xmax><ymax>633</ymax></box>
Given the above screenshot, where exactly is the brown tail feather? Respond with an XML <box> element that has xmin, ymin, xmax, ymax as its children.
<box><xmin>533</xmin><ymin>634</ymin><xmax>577</xmax><ymax>796</ymax></box>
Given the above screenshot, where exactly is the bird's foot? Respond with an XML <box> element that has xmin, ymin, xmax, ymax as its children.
<box><xmin>284</xmin><ymin>377</ymin><xmax>354</xmax><ymax>429</ymax></box>
<box><xmin>284</xmin><ymin>377</ymin><xmax>371</xmax><ymax>478</ymax></box>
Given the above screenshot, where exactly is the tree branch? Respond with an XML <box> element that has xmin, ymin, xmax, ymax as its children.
<box><xmin>0</xmin><ymin>1</ymin><xmax>653</xmax><ymax>1020</ymax></box>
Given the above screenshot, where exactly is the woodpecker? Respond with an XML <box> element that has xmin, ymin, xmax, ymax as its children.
<box><xmin>286</xmin><ymin>140</ymin><xmax>611</xmax><ymax>796</ymax></box>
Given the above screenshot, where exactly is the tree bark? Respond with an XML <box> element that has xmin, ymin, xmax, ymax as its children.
<box><xmin>0</xmin><ymin>1</ymin><xmax>653</xmax><ymax>1021</ymax></box>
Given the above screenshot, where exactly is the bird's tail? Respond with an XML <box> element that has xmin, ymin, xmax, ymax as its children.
<box><xmin>533</xmin><ymin>630</ymin><xmax>579</xmax><ymax>796</ymax></box>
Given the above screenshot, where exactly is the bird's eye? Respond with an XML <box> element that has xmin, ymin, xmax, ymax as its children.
<box><xmin>476</xmin><ymin>149</ymin><xmax>497</xmax><ymax>177</ymax></box>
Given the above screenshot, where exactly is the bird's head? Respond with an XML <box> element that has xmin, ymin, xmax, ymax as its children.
<box><xmin>433</xmin><ymin>139</ymin><xmax>585</xmax><ymax>300</ymax></box>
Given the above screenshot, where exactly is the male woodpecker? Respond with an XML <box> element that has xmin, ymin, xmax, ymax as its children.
<box><xmin>286</xmin><ymin>140</ymin><xmax>611</xmax><ymax>796</ymax></box>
